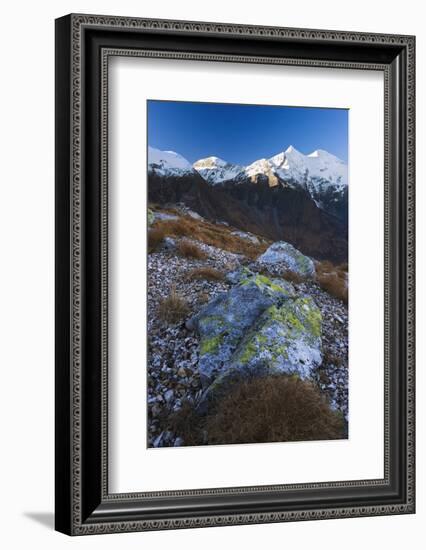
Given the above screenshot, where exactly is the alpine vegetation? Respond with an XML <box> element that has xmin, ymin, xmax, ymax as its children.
<box><xmin>147</xmin><ymin>100</ymin><xmax>349</xmax><ymax>448</ymax></box>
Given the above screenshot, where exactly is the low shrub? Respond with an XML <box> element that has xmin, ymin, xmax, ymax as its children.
<box><xmin>167</xmin><ymin>401</ymin><xmax>207</xmax><ymax>447</ymax></box>
<box><xmin>206</xmin><ymin>375</ymin><xmax>345</xmax><ymax>445</ymax></box>
<box><xmin>177</xmin><ymin>239</ymin><xmax>208</xmax><ymax>260</ymax></box>
<box><xmin>156</xmin><ymin>218</ymin><xmax>193</xmax><ymax>237</ymax></box>
<box><xmin>166</xmin><ymin>374</ymin><xmax>345</xmax><ymax>446</ymax></box>
<box><xmin>157</xmin><ymin>287</ymin><xmax>190</xmax><ymax>324</ymax></box>
<box><xmin>186</xmin><ymin>267</ymin><xmax>224</xmax><ymax>281</ymax></box>
<box><xmin>281</xmin><ymin>269</ymin><xmax>306</xmax><ymax>285</ymax></box>
<box><xmin>148</xmin><ymin>227</ymin><xmax>166</xmax><ymax>253</ymax></box>
<box><xmin>315</xmin><ymin>260</ymin><xmax>348</xmax><ymax>304</ymax></box>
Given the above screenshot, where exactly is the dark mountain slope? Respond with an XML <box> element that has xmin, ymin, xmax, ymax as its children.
<box><xmin>148</xmin><ymin>173</ymin><xmax>347</xmax><ymax>263</ymax></box>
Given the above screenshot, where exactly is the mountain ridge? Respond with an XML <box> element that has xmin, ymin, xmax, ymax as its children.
<box><xmin>149</xmin><ymin>145</ymin><xmax>347</xmax><ymax>212</ymax></box>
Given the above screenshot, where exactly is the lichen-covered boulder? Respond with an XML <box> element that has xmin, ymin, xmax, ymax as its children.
<box><xmin>226</xmin><ymin>268</ymin><xmax>296</xmax><ymax>297</ymax></box>
<box><xmin>187</xmin><ymin>274</ymin><xmax>294</xmax><ymax>386</ymax></box>
<box><xmin>258</xmin><ymin>241</ymin><xmax>315</xmax><ymax>278</ymax></box>
<box><xmin>226</xmin><ymin>297</ymin><xmax>322</xmax><ymax>381</ymax></box>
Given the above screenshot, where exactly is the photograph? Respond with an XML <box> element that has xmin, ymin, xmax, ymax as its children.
<box><xmin>147</xmin><ymin>100</ymin><xmax>349</xmax><ymax>448</ymax></box>
<box><xmin>50</xmin><ymin>8</ymin><xmax>415</xmax><ymax>538</ymax></box>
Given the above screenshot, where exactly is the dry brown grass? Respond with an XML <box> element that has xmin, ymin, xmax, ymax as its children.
<box><xmin>148</xmin><ymin>227</ymin><xmax>166</xmax><ymax>253</ymax></box>
<box><xmin>186</xmin><ymin>267</ymin><xmax>224</xmax><ymax>281</ymax></box>
<box><xmin>152</xmin><ymin>215</ymin><xmax>269</xmax><ymax>260</ymax></box>
<box><xmin>158</xmin><ymin>219</ymin><xmax>193</xmax><ymax>237</ymax></box>
<box><xmin>281</xmin><ymin>269</ymin><xmax>306</xmax><ymax>285</ymax></box>
<box><xmin>315</xmin><ymin>260</ymin><xmax>348</xmax><ymax>304</ymax></box>
<box><xmin>157</xmin><ymin>286</ymin><xmax>190</xmax><ymax>324</ymax></box>
<box><xmin>167</xmin><ymin>401</ymin><xmax>207</xmax><ymax>447</ymax></box>
<box><xmin>166</xmin><ymin>374</ymin><xmax>344</xmax><ymax>446</ymax></box>
<box><xmin>206</xmin><ymin>375</ymin><xmax>344</xmax><ymax>444</ymax></box>
<box><xmin>177</xmin><ymin>239</ymin><xmax>208</xmax><ymax>260</ymax></box>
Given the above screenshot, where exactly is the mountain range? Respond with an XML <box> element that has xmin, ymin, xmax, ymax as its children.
<box><xmin>148</xmin><ymin>145</ymin><xmax>349</xmax><ymax>262</ymax></box>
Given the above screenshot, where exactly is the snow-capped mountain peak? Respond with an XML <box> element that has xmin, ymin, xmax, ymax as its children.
<box><xmin>308</xmin><ymin>149</ymin><xmax>324</xmax><ymax>158</ymax></box>
<box><xmin>148</xmin><ymin>144</ymin><xmax>348</xmax><ymax>222</ymax></box>
<box><xmin>193</xmin><ymin>156</ymin><xmax>244</xmax><ymax>185</ymax></box>
<box><xmin>267</xmin><ymin>146</ymin><xmax>347</xmax><ymax>188</ymax></box>
<box><xmin>193</xmin><ymin>156</ymin><xmax>228</xmax><ymax>168</ymax></box>
<box><xmin>285</xmin><ymin>144</ymin><xmax>302</xmax><ymax>155</ymax></box>
<box><xmin>245</xmin><ymin>158</ymin><xmax>280</xmax><ymax>187</ymax></box>
<box><xmin>268</xmin><ymin>146</ymin><xmax>309</xmax><ymax>185</ymax></box>
<box><xmin>308</xmin><ymin>149</ymin><xmax>342</xmax><ymax>161</ymax></box>
<box><xmin>149</xmin><ymin>145</ymin><xmax>348</xmax><ymax>218</ymax></box>
<box><xmin>245</xmin><ymin>158</ymin><xmax>269</xmax><ymax>175</ymax></box>
<box><xmin>148</xmin><ymin>146</ymin><xmax>195</xmax><ymax>177</ymax></box>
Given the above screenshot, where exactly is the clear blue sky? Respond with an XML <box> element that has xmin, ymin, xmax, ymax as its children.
<box><xmin>147</xmin><ymin>100</ymin><xmax>348</xmax><ymax>165</ymax></box>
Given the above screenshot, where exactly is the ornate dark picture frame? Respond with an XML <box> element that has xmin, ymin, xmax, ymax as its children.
<box><xmin>55</xmin><ymin>13</ymin><xmax>415</xmax><ymax>535</ymax></box>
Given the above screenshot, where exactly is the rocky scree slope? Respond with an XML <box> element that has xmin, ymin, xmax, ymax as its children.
<box><xmin>147</xmin><ymin>209</ymin><xmax>348</xmax><ymax>447</ymax></box>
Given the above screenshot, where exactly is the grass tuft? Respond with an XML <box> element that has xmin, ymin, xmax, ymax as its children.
<box><xmin>281</xmin><ymin>269</ymin><xmax>306</xmax><ymax>285</ymax></box>
<box><xmin>165</xmin><ymin>374</ymin><xmax>344</xmax><ymax>446</ymax></box>
<box><xmin>177</xmin><ymin>239</ymin><xmax>208</xmax><ymax>260</ymax></box>
<box><xmin>206</xmin><ymin>375</ymin><xmax>344</xmax><ymax>444</ymax></box>
<box><xmin>315</xmin><ymin>260</ymin><xmax>348</xmax><ymax>304</ymax></box>
<box><xmin>148</xmin><ymin>227</ymin><xmax>166</xmax><ymax>253</ymax></box>
<box><xmin>157</xmin><ymin>286</ymin><xmax>190</xmax><ymax>324</ymax></box>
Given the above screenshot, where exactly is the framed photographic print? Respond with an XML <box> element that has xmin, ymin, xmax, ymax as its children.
<box><xmin>55</xmin><ymin>14</ymin><xmax>415</xmax><ymax>535</ymax></box>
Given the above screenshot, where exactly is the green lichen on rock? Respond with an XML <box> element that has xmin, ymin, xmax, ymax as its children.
<box><xmin>238</xmin><ymin>332</ymin><xmax>269</xmax><ymax>364</ymax></box>
<box><xmin>200</xmin><ymin>334</ymin><xmax>223</xmax><ymax>355</ymax></box>
<box><xmin>240</xmin><ymin>273</ymin><xmax>295</xmax><ymax>298</ymax></box>
<box><xmin>188</xmin><ymin>284</ymin><xmax>275</xmax><ymax>385</ymax></box>
<box><xmin>188</xmin><ymin>267</ymin><xmax>320</xmax><ymax>390</ymax></box>
<box><xmin>227</xmin><ymin>296</ymin><xmax>322</xmax><ymax>381</ymax></box>
<box><xmin>297</xmin><ymin>297</ymin><xmax>322</xmax><ymax>338</ymax></box>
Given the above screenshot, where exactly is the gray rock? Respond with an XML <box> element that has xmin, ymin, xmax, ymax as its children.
<box><xmin>226</xmin><ymin>267</ymin><xmax>296</xmax><ymax>296</ymax></box>
<box><xmin>164</xmin><ymin>389</ymin><xmax>174</xmax><ymax>403</ymax></box>
<box><xmin>258</xmin><ymin>241</ymin><xmax>315</xmax><ymax>278</ymax></box>
<box><xmin>231</xmin><ymin>229</ymin><xmax>260</xmax><ymax>244</ymax></box>
<box><xmin>154</xmin><ymin>211</ymin><xmax>179</xmax><ymax>222</ymax></box>
<box><xmin>174</xmin><ymin>203</ymin><xmax>205</xmax><ymax>221</ymax></box>
<box><xmin>187</xmin><ymin>273</ymin><xmax>295</xmax><ymax>386</ymax></box>
<box><xmin>225</xmin><ymin>266</ymin><xmax>254</xmax><ymax>285</ymax></box>
<box><xmin>185</xmin><ymin>210</ymin><xmax>204</xmax><ymax>221</ymax></box>
<box><xmin>162</xmin><ymin>236</ymin><xmax>176</xmax><ymax>251</ymax></box>
<box><xmin>153</xmin><ymin>432</ymin><xmax>164</xmax><ymax>447</ymax></box>
<box><xmin>223</xmin><ymin>296</ymin><xmax>322</xmax><ymax>382</ymax></box>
